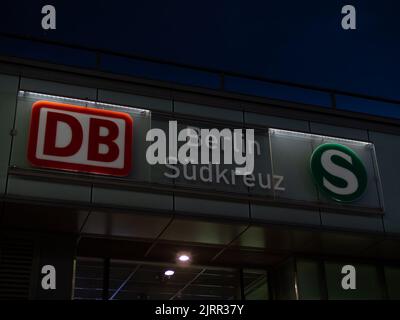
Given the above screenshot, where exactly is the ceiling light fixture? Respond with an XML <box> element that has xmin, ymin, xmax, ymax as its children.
<box><xmin>164</xmin><ymin>270</ymin><xmax>175</xmax><ymax>276</ymax></box>
<box><xmin>178</xmin><ymin>254</ymin><xmax>190</xmax><ymax>262</ymax></box>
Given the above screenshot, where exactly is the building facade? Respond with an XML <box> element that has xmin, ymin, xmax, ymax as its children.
<box><xmin>0</xmin><ymin>36</ymin><xmax>400</xmax><ymax>300</ymax></box>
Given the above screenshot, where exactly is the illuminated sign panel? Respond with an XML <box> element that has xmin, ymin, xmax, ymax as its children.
<box><xmin>268</xmin><ymin>129</ymin><xmax>384</xmax><ymax>212</ymax></box>
<box><xmin>27</xmin><ymin>100</ymin><xmax>133</xmax><ymax>176</ymax></box>
<box><xmin>20</xmin><ymin>92</ymin><xmax>384</xmax><ymax>214</ymax></box>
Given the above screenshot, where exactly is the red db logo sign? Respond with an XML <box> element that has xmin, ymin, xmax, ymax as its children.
<box><xmin>27</xmin><ymin>101</ymin><xmax>133</xmax><ymax>176</ymax></box>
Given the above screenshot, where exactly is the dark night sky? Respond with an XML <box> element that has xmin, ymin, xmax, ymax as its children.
<box><xmin>0</xmin><ymin>0</ymin><xmax>399</xmax><ymax>100</ymax></box>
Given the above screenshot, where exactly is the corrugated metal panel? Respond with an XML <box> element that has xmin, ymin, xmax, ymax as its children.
<box><xmin>0</xmin><ymin>236</ymin><xmax>34</xmax><ymax>299</ymax></box>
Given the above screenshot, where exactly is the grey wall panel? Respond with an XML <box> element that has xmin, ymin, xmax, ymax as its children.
<box><xmin>92</xmin><ymin>187</ymin><xmax>173</xmax><ymax>211</ymax></box>
<box><xmin>174</xmin><ymin>101</ymin><xmax>243</xmax><ymax>123</ymax></box>
<box><xmin>10</xmin><ymin>94</ymin><xmax>36</xmax><ymax>168</ymax></box>
<box><xmin>2</xmin><ymin>202</ymin><xmax>89</xmax><ymax>234</ymax></box>
<box><xmin>98</xmin><ymin>89</ymin><xmax>172</xmax><ymax>113</ymax></box>
<box><xmin>310</xmin><ymin>123</ymin><xmax>384</xmax><ymax>233</ymax></box>
<box><xmin>20</xmin><ymin>78</ymin><xmax>97</xmax><ymax>100</ymax></box>
<box><xmin>174</xmin><ymin>196</ymin><xmax>249</xmax><ymax>219</ymax></box>
<box><xmin>309</xmin><ymin>122</ymin><xmax>368</xmax><ymax>141</ymax></box>
<box><xmin>251</xmin><ymin>204</ymin><xmax>321</xmax><ymax>226</ymax></box>
<box><xmin>310</xmin><ymin>123</ymin><xmax>369</xmax><ymax>141</ymax></box>
<box><xmin>320</xmin><ymin>210</ymin><xmax>383</xmax><ymax>232</ymax></box>
<box><xmin>6</xmin><ymin>176</ymin><xmax>91</xmax><ymax>203</ymax></box>
<box><xmin>81</xmin><ymin>210</ymin><xmax>172</xmax><ymax>239</ymax></box>
<box><xmin>0</xmin><ymin>73</ymin><xmax>19</xmax><ymax>195</ymax></box>
<box><xmin>244</xmin><ymin>112</ymin><xmax>309</xmax><ymax>131</ymax></box>
<box><xmin>160</xmin><ymin>218</ymin><xmax>248</xmax><ymax>245</ymax></box>
<box><xmin>369</xmin><ymin>131</ymin><xmax>400</xmax><ymax>234</ymax></box>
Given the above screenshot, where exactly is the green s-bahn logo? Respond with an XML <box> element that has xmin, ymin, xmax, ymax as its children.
<box><xmin>310</xmin><ymin>143</ymin><xmax>367</xmax><ymax>202</ymax></box>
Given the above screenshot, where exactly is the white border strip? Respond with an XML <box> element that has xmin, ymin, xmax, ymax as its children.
<box><xmin>269</xmin><ymin>128</ymin><xmax>372</xmax><ymax>146</ymax></box>
<box><xmin>18</xmin><ymin>90</ymin><xmax>151</xmax><ymax>114</ymax></box>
